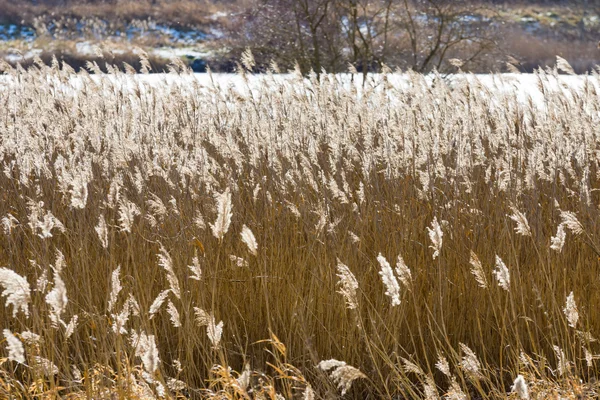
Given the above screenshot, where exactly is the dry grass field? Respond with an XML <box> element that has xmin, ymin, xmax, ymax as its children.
<box><xmin>0</xmin><ymin>55</ymin><xmax>600</xmax><ymax>399</ymax></box>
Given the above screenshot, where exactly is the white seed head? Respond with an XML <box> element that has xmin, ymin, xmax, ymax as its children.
<box><xmin>210</xmin><ymin>187</ymin><xmax>233</xmax><ymax>241</ymax></box>
<box><xmin>553</xmin><ymin>345</ymin><xmax>569</xmax><ymax>376</ymax></box>
<box><xmin>64</xmin><ymin>314</ymin><xmax>78</xmax><ymax>339</ymax></box>
<box><xmin>3</xmin><ymin>329</ymin><xmax>25</xmax><ymax>363</ymax></box>
<box><xmin>377</xmin><ymin>253</ymin><xmax>401</xmax><ymax>306</ymax></box>
<box><xmin>118</xmin><ymin>198</ymin><xmax>140</xmax><ymax>233</ymax></box>
<box><xmin>1</xmin><ymin>214</ymin><xmax>19</xmax><ymax>235</ymax></box>
<box><xmin>132</xmin><ymin>332</ymin><xmax>160</xmax><ymax>374</ymax></box>
<box><xmin>188</xmin><ymin>252</ymin><xmax>203</xmax><ymax>281</ymax></box>
<box><xmin>423</xmin><ymin>375</ymin><xmax>439</xmax><ymax>400</ymax></box>
<box><xmin>427</xmin><ymin>217</ymin><xmax>443</xmax><ymax>259</ymax></box>
<box><xmin>45</xmin><ymin>269</ymin><xmax>68</xmax><ymax>328</ymax></box>
<box><xmin>32</xmin><ymin>356</ymin><xmax>59</xmax><ymax>376</ymax></box>
<box><xmin>157</xmin><ymin>245</ymin><xmax>181</xmax><ymax>299</ymax></box>
<box><xmin>560</xmin><ymin>211</ymin><xmax>583</xmax><ymax>235</ymax></box>
<box><xmin>194</xmin><ymin>308</ymin><xmax>223</xmax><ymax>349</ymax></box>
<box><xmin>108</xmin><ymin>265</ymin><xmax>122</xmax><ymax>313</ymax></box>
<box><xmin>564</xmin><ymin>291</ymin><xmax>579</xmax><ymax>329</ymax></box>
<box><xmin>0</xmin><ymin>267</ymin><xmax>31</xmax><ymax>318</ymax></box>
<box><xmin>317</xmin><ymin>359</ymin><xmax>365</xmax><ymax>396</ymax></box>
<box><xmin>511</xmin><ymin>375</ymin><xmax>529</xmax><ymax>399</ymax></box>
<box><xmin>550</xmin><ymin>223</ymin><xmax>566</xmax><ymax>252</ymax></box>
<box><xmin>493</xmin><ymin>255</ymin><xmax>510</xmax><ymax>291</ymax></box>
<box><xmin>435</xmin><ymin>354</ymin><xmax>451</xmax><ymax>377</ymax></box>
<box><xmin>336</xmin><ymin>260</ymin><xmax>359</xmax><ymax>310</ymax></box>
<box><xmin>149</xmin><ymin>289</ymin><xmax>170</xmax><ymax>319</ymax></box>
<box><xmin>240</xmin><ymin>225</ymin><xmax>258</xmax><ymax>256</ymax></box>
<box><xmin>401</xmin><ymin>357</ymin><xmax>424</xmax><ymax>376</ymax></box>
<box><xmin>459</xmin><ymin>343</ymin><xmax>482</xmax><ymax>379</ymax></box>
<box><xmin>509</xmin><ymin>206</ymin><xmax>532</xmax><ymax>237</ymax></box>
<box><xmin>469</xmin><ymin>250</ymin><xmax>488</xmax><ymax>289</ymax></box>
<box><xmin>167</xmin><ymin>300</ymin><xmax>181</xmax><ymax>328</ymax></box>
<box><xmin>20</xmin><ymin>330</ymin><xmax>42</xmax><ymax>345</ymax></box>
<box><xmin>95</xmin><ymin>214</ymin><xmax>109</xmax><ymax>249</ymax></box>
<box><xmin>395</xmin><ymin>255</ymin><xmax>412</xmax><ymax>290</ymax></box>
<box><xmin>446</xmin><ymin>377</ymin><xmax>467</xmax><ymax>400</ymax></box>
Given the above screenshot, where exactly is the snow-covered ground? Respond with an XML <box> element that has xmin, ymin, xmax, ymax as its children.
<box><xmin>3</xmin><ymin>71</ymin><xmax>597</xmax><ymax>102</ymax></box>
<box><xmin>0</xmin><ymin>72</ymin><xmax>598</xmax><ymax>112</ymax></box>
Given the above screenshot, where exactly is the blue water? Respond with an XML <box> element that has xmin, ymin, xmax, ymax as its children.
<box><xmin>0</xmin><ymin>22</ymin><xmax>210</xmax><ymax>44</ymax></box>
<box><xmin>0</xmin><ymin>24</ymin><xmax>36</xmax><ymax>41</ymax></box>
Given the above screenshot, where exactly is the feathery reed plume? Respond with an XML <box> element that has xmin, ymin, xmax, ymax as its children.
<box><xmin>401</xmin><ymin>357</ymin><xmax>425</xmax><ymax>376</ymax></box>
<box><xmin>395</xmin><ymin>255</ymin><xmax>412</xmax><ymax>290</ymax></box>
<box><xmin>1</xmin><ymin>214</ymin><xmax>19</xmax><ymax>235</ymax></box>
<box><xmin>493</xmin><ymin>255</ymin><xmax>510</xmax><ymax>291</ymax></box>
<box><xmin>229</xmin><ymin>255</ymin><xmax>248</xmax><ymax>267</ymax></box>
<box><xmin>211</xmin><ymin>188</ymin><xmax>233</xmax><ymax>241</ymax></box>
<box><xmin>108</xmin><ymin>265</ymin><xmax>121</xmax><ymax>313</ymax></box>
<box><xmin>423</xmin><ymin>375</ymin><xmax>439</xmax><ymax>399</ymax></box>
<box><xmin>36</xmin><ymin>268</ymin><xmax>48</xmax><ymax>293</ymax></box>
<box><xmin>336</xmin><ymin>260</ymin><xmax>359</xmax><ymax>310</ymax></box>
<box><xmin>506</xmin><ymin>60</ymin><xmax>521</xmax><ymax>74</ymax></box>
<box><xmin>285</xmin><ymin>201</ymin><xmax>301</xmax><ymax>219</ymax></box>
<box><xmin>64</xmin><ymin>315</ymin><xmax>78</xmax><ymax>339</ymax></box>
<box><xmin>241</xmin><ymin>48</ymin><xmax>256</xmax><ymax>71</ymax></box>
<box><xmin>0</xmin><ymin>268</ymin><xmax>31</xmax><ymax>317</ymax></box>
<box><xmin>240</xmin><ymin>225</ymin><xmax>258</xmax><ymax>256</ymax></box>
<box><xmin>377</xmin><ymin>253</ymin><xmax>401</xmax><ymax>306</ymax></box>
<box><xmin>511</xmin><ymin>375</ymin><xmax>529</xmax><ymax>399</ymax></box>
<box><xmin>469</xmin><ymin>251</ymin><xmax>488</xmax><ymax>289</ymax></box>
<box><xmin>560</xmin><ymin>211</ymin><xmax>583</xmax><ymax>235</ymax></box>
<box><xmin>149</xmin><ymin>290</ymin><xmax>170</xmax><ymax>319</ymax></box>
<box><xmin>3</xmin><ymin>329</ymin><xmax>25</xmax><ymax>364</ymax></box>
<box><xmin>427</xmin><ymin>217</ymin><xmax>443</xmax><ymax>259</ymax></box>
<box><xmin>167</xmin><ymin>378</ymin><xmax>187</xmax><ymax>392</ymax></box>
<box><xmin>45</xmin><ymin>268</ymin><xmax>68</xmax><ymax>328</ymax></box>
<box><xmin>157</xmin><ymin>245</ymin><xmax>181</xmax><ymax>299</ymax></box>
<box><xmin>564</xmin><ymin>291</ymin><xmax>579</xmax><ymax>329</ymax></box>
<box><xmin>69</xmin><ymin>177</ymin><xmax>88</xmax><ymax>209</ymax></box>
<box><xmin>194</xmin><ymin>308</ymin><xmax>223</xmax><ymax>349</ymax></box>
<box><xmin>20</xmin><ymin>331</ymin><xmax>41</xmax><ymax>345</ymax></box>
<box><xmin>303</xmin><ymin>386</ymin><xmax>315</xmax><ymax>400</ymax></box>
<box><xmin>37</xmin><ymin>211</ymin><xmax>65</xmax><ymax>239</ymax></box>
<box><xmin>509</xmin><ymin>206</ymin><xmax>532</xmax><ymax>237</ymax></box>
<box><xmin>95</xmin><ymin>214</ymin><xmax>109</xmax><ymax>249</ymax></box>
<box><xmin>584</xmin><ymin>347</ymin><xmax>594</xmax><ymax>368</ymax></box>
<box><xmin>118</xmin><ymin>198</ymin><xmax>140</xmax><ymax>233</ymax></box>
<box><xmin>167</xmin><ymin>300</ymin><xmax>181</xmax><ymax>328</ymax></box>
<box><xmin>132</xmin><ymin>332</ymin><xmax>160</xmax><ymax>374</ymax></box>
<box><xmin>112</xmin><ymin>294</ymin><xmax>139</xmax><ymax>335</ymax></box>
<box><xmin>348</xmin><ymin>231</ymin><xmax>361</xmax><ymax>244</ymax></box>
<box><xmin>147</xmin><ymin>193</ymin><xmax>168</xmax><ymax>220</ymax></box>
<box><xmin>435</xmin><ymin>354</ymin><xmax>451</xmax><ymax>377</ymax></box>
<box><xmin>459</xmin><ymin>343</ymin><xmax>482</xmax><ymax>379</ymax></box>
<box><xmin>188</xmin><ymin>251</ymin><xmax>203</xmax><ymax>281</ymax></box>
<box><xmin>236</xmin><ymin>363</ymin><xmax>251</xmax><ymax>392</ymax></box>
<box><xmin>32</xmin><ymin>356</ymin><xmax>59</xmax><ymax>376</ymax></box>
<box><xmin>550</xmin><ymin>223</ymin><xmax>566</xmax><ymax>252</ymax></box>
<box><xmin>317</xmin><ymin>359</ymin><xmax>366</xmax><ymax>396</ymax></box>
<box><xmin>447</xmin><ymin>377</ymin><xmax>467</xmax><ymax>400</ymax></box>
<box><xmin>556</xmin><ymin>56</ymin><xmax>575</xmax><ymax>75</ymax></box>
<box><xmin>194</xmin><ymin>211</ymin><xmax>206</xmax><ymax>230</ymax></box>
<box><xmin>553</xmin><ymin>345</ymin><xmax>569</xmax><ymax>376</ymax></box>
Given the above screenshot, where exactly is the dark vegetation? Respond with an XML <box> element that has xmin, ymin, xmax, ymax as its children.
<box><xmin>0</xmin><ymin>0</ymin><xmax>598</xmax><ymax>73</ymax></box>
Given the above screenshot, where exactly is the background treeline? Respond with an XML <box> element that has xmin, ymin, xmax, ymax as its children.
<box><xmin>0</xmin><ymin>0</ymin><xmax>599</xmax><ymax>73</ymax></box>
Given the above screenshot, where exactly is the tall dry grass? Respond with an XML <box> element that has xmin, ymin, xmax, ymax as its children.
<box><xmin>0</xmin><ymin>56</ymin><xmax>600</xmax><ymax>399</ymax></box>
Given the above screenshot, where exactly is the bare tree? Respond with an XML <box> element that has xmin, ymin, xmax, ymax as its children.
<box><xmin>233</xmin><ymin>0</ymin><xmax>499</xmax><ymax>74</ymax></box>
<box><xmin>392</xmin><ymin>0</ymin><xmax>498</xmax><ymax>72</ymax></box>
<box><xmin>229</xmin><ymin>0</ymin><xmax>345</xmax><ymax>73</ymax></box>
